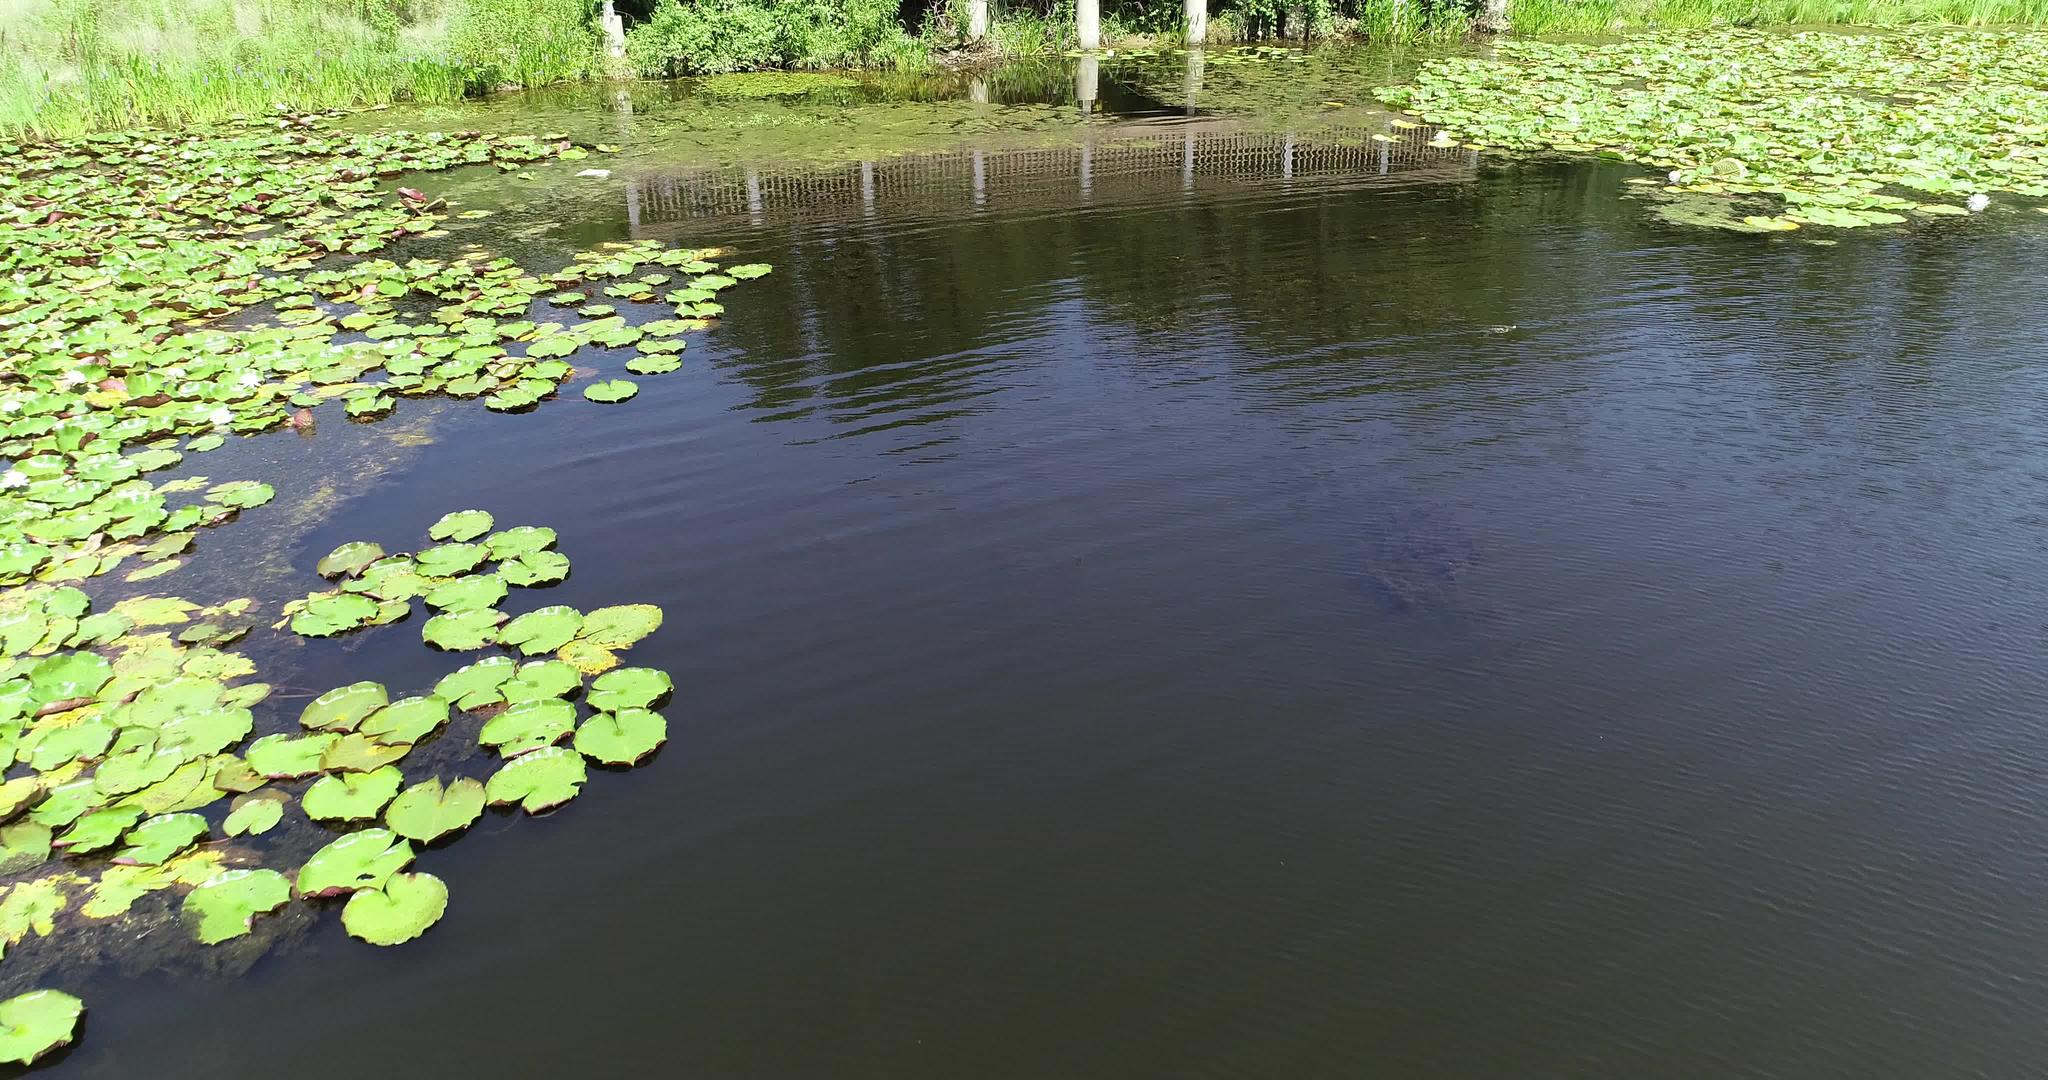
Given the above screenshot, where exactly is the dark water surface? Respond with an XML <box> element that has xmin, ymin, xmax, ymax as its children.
<box><xmin>43</xmin><ymin>61</ymin><xmax>2048</xmax><ymax>1079</ymax></box>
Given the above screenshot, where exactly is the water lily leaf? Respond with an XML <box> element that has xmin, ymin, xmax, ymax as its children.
<box><xmin>302</xmin><ymin>766</ymin><xmax>403</xmax><ymax>821</ymax></box>
<box><xmin>484</xmin><ymin>746</ymin><xmax>586</xmax><ymax>812</ymax></box>
<box><xmin>159</xmin><ymin>706</ymin><xmax>253</xmax><ymax>757</ymax></box>
<box><xmin>317</xmin><ymin>542</ymin><xmax>386</xmax><ymax>579</ymax></box>
<box><xmin>424</xmin><ymin>573</ymin><xmax>506</xmax><ymax>612</ymax></box>
<box><xmin>479</xmin><ymin>698</ymin><xmax>575</xmax><ymax>757</ymax></box>
<box><xmin>583</xmin><ymin>379</ymin><xmax>637</xmax><ymax>403</ymax></box>
<box><xmin>342</xmin><ymin>870</ymin><xmax>448</xmax><ymax>946</ymax></box>
<box><xmin>0</xmin><ymin>823</ymin><xmax>52</xmax><ymax>875</ymax></box>
<box><xmin>361</xmin><ymin>695</ymin><xmax>449</xmax><ymax>744</ymax></box>
<box><xmin>575</xmin><ymin>604</ymin><xmax>662</xmax><ymax>649</ymax></box>
<box><xmin>301</xmin><ymin>681</ymin><xmax>389</xmax><ymax>731</ymax></box>
<box><xmin>55</xmin><ymin>804</ymin><xmax>143</xmax><ymax>853</ymax></box>
<box><xmin>296</xmin><ymin>828</ymin><xmax>413</xmax><ymax>897</ymax></box>
<box><xmin>320</xmin><ymin>732</ymin><xmax>412</xmax><ymax>773</ymax></box>
<box><xmin>574</xmin><ymin>708</ymin><xmax>667</xmax><ymax>766</ymax></box>
<box><xmin>289</xmin><ymin>591</ymin><xmax>379</xmax><ymax>637</ymax></box>
<box><xmin>498</xmin><ymin>606</ymin><xmax>582</xmax><ymax>655</ymax></box>
<box><xmin>25</xmin><ymin>717</ymin><xmax>115</xmax><ymax>772</ymax></box>
<box><xmin>29</xmin><ymin>651</ymin><xmax>111</xmax><ymax>702</ymax></box>
<box><xmin>556</xmin><ymin>640</ymin><xmax>619</xmax><ymax>676</ymax></box>
<box><xmin>501</xmin><ymin>550</ymin><xmax>570</xmax><ymax>586</ymax></box>
<box><xmin>587</xmin><ymin>667</ymin><xmax>673</xmax><ymax>711</ymax></box>
<box><xmin>415</xmin><ymin>542</ymin><xmax>488</xmax><ymax>577</ymax></box>
<box><xmin>0</xmin><ymin>990</ymin><xmax>84</xmax><ymax>1065</ymax></box>
<box><xmin>204</xmin><ymin>481</ymin><xmax>274</xmax><ymax>509</ymax></box>
<box><xmin>483</xmin><ymin>526</ymin><xmax>556</xmax><ymax>559</ymax></box>
<box><xmin>626</xmin><ymin>355</ymin><xmax>682</xmax><ymax>375</ymax></box>
<box><xmin>223</xmin><ymin>793</ymin><xmax>286</xmax><ymax>837</ymax></box>
<box><xmin>422</xmin><ymin>608</ymin><xmax>506</xmax><ymax>651</ymax></box>
<box><xmin>113</xmin><ymin>812</ymin><xmax>207</xmax><ymax>865</ymax></box>
<box><xmin>727</xmin><ymin>263</ymin><xmax>772</xmax><ymax>279</ymax></box>
<box><xmin>244</xmin><ymin>732</ymin><xmax>338</xmax><ymax>779</ymax></box>
<box><xmin>385</xmin><ymin>777</ymin><xmax>484</xmax><ymax>843</ymax></box>
<box><xmin>428</xmin><ymin>509</ymin><xmax>494</xmax><ymax>542</ymax></box>
<box><xmin>501</xmin><ymin>660</ymin><xmax>580</xmax><ymax>703</ymax></box>
<box><xmin>434</xmin><ymin>656</ymin><xmax>517</xmax><ymax>710</ymax></box>
<box><xmin>186</xmin><ymin>868</ymin><xmax>291</xmax><ymax>944</ymax></box>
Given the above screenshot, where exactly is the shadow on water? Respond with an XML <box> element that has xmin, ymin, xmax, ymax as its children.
<box><xmin>38</xmin><ymin>39</ymin><xmax>2048</xmax><ymax>1080</ymax></box>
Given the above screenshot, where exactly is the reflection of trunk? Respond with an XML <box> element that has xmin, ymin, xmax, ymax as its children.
<box><xmin>1478</xmin><ymin>0</ymin><xmax>1509</xmax><ymax>32</ymax></box>
<box><xmin>601</xmin><ymin>0</ymin><xmax>625</xmax><ymax>58</ymax></box>
<box><xmin>967</xmin><ymin>0</ymin><xmax>988</xmax><ymax>41</ymax></box>
<box><xmin>1077</xmin><ymin>0</ymin><xmax>1100</xmax><ymax>50</ymax></box>
<box><xmin>1184</xmin><ymin>0</ymin><xmax>1207</xmax><ymax>44</ymax></box>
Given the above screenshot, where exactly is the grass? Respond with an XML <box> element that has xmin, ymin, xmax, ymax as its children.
<box><xmin>0</xmin><ymin>0</ymin><xmax>594</xmax><ymax>140</ymax></box>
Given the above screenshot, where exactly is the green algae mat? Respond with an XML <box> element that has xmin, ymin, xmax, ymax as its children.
<box><xmin>0</xmin><ymin>113</ymin><xmax>773</xmax><ymax>1064</ymax></box>
<box><xmin>1378</xmin><ymin>29</ymin><xmax>2048</xmax><ymax>230</ymax></box>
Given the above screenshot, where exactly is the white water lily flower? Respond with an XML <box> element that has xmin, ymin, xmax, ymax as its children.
<box><xmin>0</xmin><ymin>400</ymin><xmax>17</xmax><ymax>414</ymax></box>
<box><xmin>238</xmin><ymin>370</ymin><xmax>261</xmax><ymax>387</ymax></box>
<box><xmin>59</xmin><ymin>370</ymin><xmax>86</xmax><ymax>386</ymax></box>
<box><xmin>164</xmin><ymin>367</ymin><xmax>186</xmax><ymax>379</ymax></box>
<box><xmin>1966</xmin><ymin>193</ymin><xmax>1990</xmax><ymax>212</ymax></box>
<box><xmin>0</xmin><ymin>470</ymin><xmax>26</xmax><ymax>490</ymax></box>
<box><xmin>207</xmin><ymin>407</ymin><xmax>234</xmax><ymax>427</ymax></box>
<box><xmin>1667</xmin><ymin>170</ymin><xmax>1682</xmax><ymax>183</ymax></box>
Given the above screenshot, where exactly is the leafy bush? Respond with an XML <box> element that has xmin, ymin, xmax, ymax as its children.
<box><xmin>626</xmin><ymin>0</ymin><xmax>923</xmax><ymax>75</ymax></box>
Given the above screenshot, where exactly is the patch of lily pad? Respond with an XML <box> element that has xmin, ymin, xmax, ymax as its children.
<box><xmin>0</xmin><ymin>108</ymin><xmax>735</xmax><ymax>1059</ymax></box>
<box><xmin>1377</xmin><ymin>29</ymin><xmax>2048</xmax><ymax>230</ymax></box>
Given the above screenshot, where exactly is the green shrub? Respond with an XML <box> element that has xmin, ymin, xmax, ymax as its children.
<box><xmin>626</xmin><ymin>0</ymin><xmax>924</xmax><ymax>75</ymax></box>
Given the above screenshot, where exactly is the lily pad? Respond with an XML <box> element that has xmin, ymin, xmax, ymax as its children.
<box><xmin>434</xmin><ymin>657</ymin><xmax>518</xmax><ymax>710</ymax></box>
<box><xmin>360</xmin><ymin>695</ymin><xmax>449</xmax><ymax>744</ymax></box>
<box><xmin>423</xmin><ymin>573</ymin><xmax>507</xmax><ymax>612</ymax></box>
<box><xmin>575</xmin><ymin>604</ymin><xmax>663</xmax><ymax>649</ymax></box>
<box><xmin>501</xmin><ymin>550</ymin><xmax>571</xmax><ymax>587</ymax></box>
<box><xmin>415</xmin><ymin>543</ymin><xmax>488</xmax><ymax>577</ymax></box>
<box><xmin>317</xmin><ymin>542</ymin><xmax>387</xmax><ymax>579</ymax></box>
<box><xmin>186</xmin><ymin>869</ymin><xmax>291</xmax><ymax>944</ymax></box>
<box><xmin>498</xmin><ymin>606</ymin><xmax>582</xmax><ymax>656</ymax></box>
<box><xmin>222</xmin><ymin>793</ymin><xmax>286</xmax><ymax>837</ymax></box>
<box><xmin>341</xmin><ymin>871</ymin><xmax>448</xmax><ymax>946</ymax></box>
<box><xmin>302</xmin><ymin>766</ymin><xmax>403</xmax><ymax>822</ymax></box>
<box><xmin>574</xmin><ymin>708</ymin><xmax>667</xmax><ymax>766</ymax></box>
<box><xmin>582</xmin><ymin>380</ymin><xmax>638</xmax><ymax>403</ymax></box>
<box><xmin>587</xmin><ymin>667</ymin><xmax>674</xmax><ymax>711</ymax></box>
<box><xmin>296</xmin><ymin>829</ymin><xmax>414</xmax><ymax>897</ymax></box>
<box><xmin>244</xmin><ymin>732</ymin><xmax>339</xmax><ymax>779</ymax></box>
<box><xmin>484</xmin><ymin>746</ymin><xmax>587</xmax><ymax>813</ymax></box>
<box><xmin>385</xmin><ymin>777</ymin><xmax>485</xmax><ymax>844</ymax></box>
<box><xmin>422</xmin><ymin>608</ymin><xmax>506</xmax><ymax>651</ymax></box>
<box><xmin>478</xmin><ymin>698</ymin><xmax>576</xmax><ymax>757</ymax></box>
<box><xmin>112</xmin><ymin>812</ymin><xmax>207</xmax><ymax>865</ymax></box>
<box><xmin>301</xmin><ymin>681</ymin><xmax>389</xmax><ymax>731</ymax></box>
<box><xmin>428</xmin><ymin>509</ymin><xmax>494</xmax><ymax>542</ymax></box>
<box><xmin>0</xmin><ymin>990</ymin><xmax>84</xmax><ymax>1065</ymax></box>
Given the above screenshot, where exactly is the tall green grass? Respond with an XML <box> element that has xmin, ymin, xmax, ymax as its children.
<box><xmin>0</xmin><ymin>0</ymin><xmax>595</xmax><ymax>140</ymax></box>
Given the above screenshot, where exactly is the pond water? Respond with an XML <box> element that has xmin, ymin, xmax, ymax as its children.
<box><xmin>34</xmin><ymin>50</ymin><xmax>2048</xmax><ymax>1077</ymax></box>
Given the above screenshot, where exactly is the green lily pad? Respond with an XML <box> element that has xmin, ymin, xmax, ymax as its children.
<box><xmin>727</xmin><ymin>263</ymin><xmax>772</xmax><ymax>279</ymax></box>
<box><xmin>587</xmin><ymin>667</ymin><xmax>674</xmax><ymax>711</ymax></box>
<box><xmin>302</xmin><ymin>766</ymin><xmax>403</xmax><ymax>822</ymax></box>
<box><xmin>204</xmin><ymin>481</ymin><xmax>275</xmax><ymax>509</ymax></box>
<box><xmin>289</xmin><ymin>591</ymin><xmax>380</xmax><ymax>637</ymax></box>
<box><xmin>360</xmin><ymin>695</ymin><xmax>449</xmax><ymax>744</ymax></box>
<box><xmin>244</xmin><ymin>732</ymin><xmax>338</xmax><ymax>779</ymax></box>
<box><xmin>574</xmin><ymin>708</ymin><xmax>667</xmax><ymax>766</ymax></box>
<box><xmin>428</xmin><ymin>509</ymin><xmax>495</xmax><ymax>542</ymax></box>
<box><xmin>320</xmin><ymin>732</ymin><xmax>412</xmax><ymax>773</ymax></box>
<box><xmin>113</xmin><ymin>812</ymin><xmax>207</xmax><ymax>865</ymax></box>
<box><xmin>423</xmin><ymin>573</ymin><xmax>506</xmax><ymax>612</ymax></box>
<box><xmin>434</xmin><ymin>656</ymin><xmax>518</xmax><ymax>710</ymax></box>
<box><xmin>385</xmin><ymin>777</ymin><xmax>485</xmax><ymax>844</ymax></box>
<box><xmin>296</xmin><ymin>828</ymin><xmax>413</xmax><ymax>897</ymax></box>
<box><xmin>626</xmin><ymin>355</ymin><xmax>683</xmax><ymax>376</ymax></box>
<box><xmin>342</xmin><ymin>871</ymin><xmax>448</xmax><ymax>946</ymax></box>
<box><xmin>575</xmin><ymin>604</ymin><xmax>663</xmax><ymax>649</ymax></box>
<box><xmin>422</xmin><ymin>608</ymin><xmax>506</xmax><ymax>651</ymax></box>
<box><xmin>498</xmin><ymin>606</ymin><xmax>582</xmax><ymax>656</ymax></box>
<box><xmin>415</xmin><ymin>543</ymin><xmax>488</xmax><ymax>577</ymax></box>
<box><xmin>0</xmin><ymin>824</ymin><xmax>52</xmax><ymax>876</ymax></box>
<box><xmin>301</xmin><ymin>681</ymin><xmax>389</xmax><ymax>731</ymax></box>
<box><xmin>222</xmin><ymin>793</ymin><xmax>286</xmax><ymax>837</ymax></box>
<box><xmin>483</xmin><ymin>526</ymin><xmax>556</xmax><ymax>559</ymax></box>
<box><xmin>582</xmin><ymin>380</ymin><xmax>637</xmax><ymax>403</ymax></box>
<box><xmin>55</xmin><ymin>805</ymin><xmax>144</xmax><ymax>853</ymax></box>
<box><xmin>501</xmin><ymin>550</ymin><xmax>571</xmax><ymax>587</ymax></box>
<box><xmin>185</xmin><ymin>869</ymin><xmax>291</xmax><ymax>944</ymax></box>
<box><xmin>501</xmin><ymin>660</ymin><xmax>581</xmax><ymax>703</ymax></box>
<box><xmin>484</xmin><ymin>746</ymin><xmax>587</xmax><ymax>813</ymax></box>
<box><xmin>478</xmin><ymin>698</ymin><xmax>576</xmax><ymax>757</ymax></box>
<box><xmin>0</xmin><ymin>989</ymin><xmax>84</xmax><ymax>1065</ymax></box>
<box><xmin>317</xmin><ymin>542</ymin><xmax>386</xmax><ymax>579</ymax></box>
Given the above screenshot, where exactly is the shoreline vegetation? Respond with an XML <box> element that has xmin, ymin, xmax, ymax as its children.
<box><xmin>6</xmin><ymin>0</ymin><xmax>2048</xmax><ymax>138</ymax></box>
